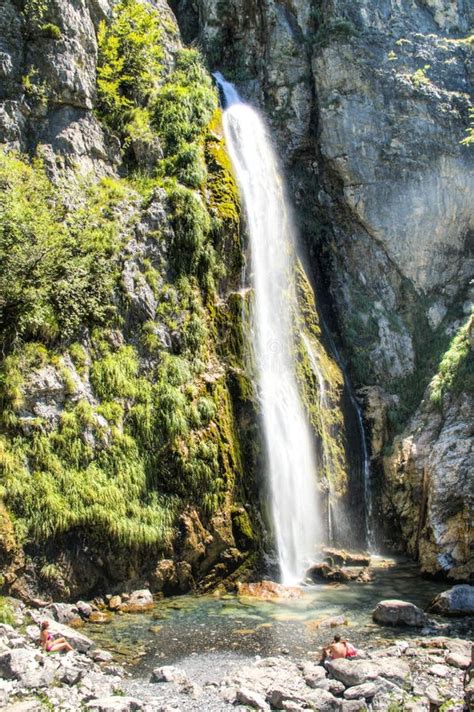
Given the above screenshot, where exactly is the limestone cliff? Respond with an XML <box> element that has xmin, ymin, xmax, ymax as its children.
<box><xmin>0</xmin><ymin>0</ymin><xmax>354</xmax><ymax>599</ymax></box>
<box><xmin>0</xmin><ymin>0</ymin><xmax>262</xmax><ymax>599</ymax></box>
<box><xmin>173</xmin><ymin>0</ymin><xmax>474</xmax><ymax>578</ymax></box>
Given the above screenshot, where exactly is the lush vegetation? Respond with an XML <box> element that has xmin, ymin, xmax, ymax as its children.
<box><xmin>0</xmin><ymin>152</ymin><xmax>134</xmax><ymax>353</ymax></box>
<box><xmin>430</xmin><ymin>315</ymin><xmax>473</xmax><ymax>408</ymax></box>
<box><xmin>0</xmin><ymin>0</ymin><xmax>247</xmax><ymax>575</ymax></box>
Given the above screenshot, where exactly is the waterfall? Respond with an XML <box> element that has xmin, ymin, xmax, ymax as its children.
<box><xmin>215</xmin><ymin>73</ymin><xmax>322</xmax><ymax>584</ymax></box>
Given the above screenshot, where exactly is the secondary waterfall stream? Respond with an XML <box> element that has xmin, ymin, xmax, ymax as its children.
<box><xmin>215</xmin><ymin>73</ymin><xmax>322</xmax><ymax>583</ymax></box>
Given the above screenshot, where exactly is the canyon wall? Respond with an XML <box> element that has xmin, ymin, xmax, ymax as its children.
<box><xmin>173</xmin><ymin>0</ymin><xmax>474</xmax><ymax>579</ymax></box>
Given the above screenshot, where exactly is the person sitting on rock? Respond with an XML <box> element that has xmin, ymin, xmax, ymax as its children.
<box><xmin>40</xmin><ymin>620</ymin><xmax>73</xmax><ymax>653</ymax></box>
<box><xmin>320</xmin><ymin>634</ymin><xmax>356</xmax><ymax>664</ymax></box>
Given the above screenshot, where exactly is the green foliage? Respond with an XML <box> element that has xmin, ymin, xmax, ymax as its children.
<box><xmin>430</xmin><ymin>315</ymin><xmax>473</xmax><ymax>408</ymax></box>
<box><xmin>153</xmin><ymin>49</ymin><xmax>216</xmax><ymax>149</ymax></box>
<box><xmin>0</xmin><ymin>598</ymin><xmax>15</xmax><ymax>625</ymax></box>
<box><xmin>41</xmin><ymin>22</ymin><xmax>61</xmax><ymax>39</ymax></box>
<box><xmin>461</xmin><ymin>106</ymin><xmax>474</xmax><ymax>146</ymax></box>
<box><xmin>96</xmin><ymin>0</ymin><xmax>163</xmax><ymax>138</ymax></box>
<box><xmin>165</xmin><ymin>180</ymin><xmax>211</xmax><ymax>276</ymax></box>
<box><xmin>0</xmin><ymin>151</ymin><xmax>136</xmax><ymax>352</ymax></box>
<box><xmin>411</xmin><ymin>65</ymin><xmax>431</xmax><ymax>88</ymax></box>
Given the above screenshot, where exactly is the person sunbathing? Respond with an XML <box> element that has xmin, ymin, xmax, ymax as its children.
<box><xmin>39</xmin><ymin>620</ymin><xmax>73</xmax><ymax>653</ymax></box>
<box><xmin>321</xmin><ymin>634</ymin><xmax>356</xmax><ymax>663</ymax></box>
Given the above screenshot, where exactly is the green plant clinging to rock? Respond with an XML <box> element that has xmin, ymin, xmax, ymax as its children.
<box><xmin>0</xmin><ymin>0</ymin><xmax>251</xmax><ymax>583</ymax></box>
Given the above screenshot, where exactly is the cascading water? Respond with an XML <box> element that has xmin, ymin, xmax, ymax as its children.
<box><xmin>214</xmin><ymin>73</ymin><xmax>322</xmax><ymax>584</ymax></box>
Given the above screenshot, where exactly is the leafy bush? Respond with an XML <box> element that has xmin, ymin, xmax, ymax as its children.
<box><xmin>96</xmin><ymin>0</ymin><xmax>163</xmax><ymax>138</ymax></box>
<box><xmin>0</xmin><ymin>151</ymin><xmax>135</xmax><ymax>352</ymax></box>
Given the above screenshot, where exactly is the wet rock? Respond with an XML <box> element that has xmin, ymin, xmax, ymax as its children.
<box><xmin>89</xmin><ymin>611</ymin><xmax>112</xmax><ymax>624</ymax></box>
<box><xmin>236</xmin><ymin>687</ymin><xmax>270</xmax><ymax>710</ymax></box>
<box><xmin>108</xmin><ymin>596</ymin><xmax>122</xmax><ymax>611</ymax></box>
<box><xmin>120</xmin><ymin>589</ymin><xmax>153</xmax><ymax>613</ymax></box>
<box><xmin>310</xmin><ymin>615</ymin><xmax>349</xmax><ymax>630</ymax></box>
<box><xmin>236</xmin><ymin>581</ymin><xmax>302</xmax><ymax>600</ymax></box>
<box><xmin>428</xmin><ymin>585</ymin><xmax>474</xmax><ymax>616</ymax></box>
<box><xmin>322</xmin><ymin>549</ymin><xmax>371</xmax><ymax>567</ymax></box>
<box><xmin>372</xmin><ymin>600</ymin><xmax>429</xmax><ymax>627</ymax></box>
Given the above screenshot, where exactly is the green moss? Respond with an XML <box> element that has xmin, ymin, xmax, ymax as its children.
<box><xmin>40</xmin><ymin>22</ymin><xmax>61</xmax><ymax>39</ymax></box>
<box><xmin>430</xmin><ymin>315</ymin><xmax>473</xmax><ymax>408</ymax></box>
<box><xmin>232</xmin><ymin>507</ymin><xmax>254</xmax><ymax>547</ymax></box>
<box><xmin>69</xmin><ymin>343</ymin><xmax>88</xmax><ymax>377</ymax></box>
<box><xmin>294</xmin><ymin>263</ymin><xmax>348</xmax><ymax>494</ymax></box>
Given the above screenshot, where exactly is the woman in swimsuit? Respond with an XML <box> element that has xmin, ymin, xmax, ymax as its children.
<box><xmin>40</xmin><ymin>620</ymin><xmax>73</xmax><ymax>653</ymax></box>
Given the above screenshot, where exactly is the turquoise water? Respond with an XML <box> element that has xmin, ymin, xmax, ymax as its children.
<box><xmin>84</xmin><ymin>557</ymin><xmax>472</xmax><ymax>676</ymax></box>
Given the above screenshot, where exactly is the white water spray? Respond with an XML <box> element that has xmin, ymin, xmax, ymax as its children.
<box><xmin>215</xmin><ymin>73</ymin><xmax>322</xmax><ymax>583</ymax></box>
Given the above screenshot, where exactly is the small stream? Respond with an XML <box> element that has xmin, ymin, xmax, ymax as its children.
<box><xmin>84</xmin><ymin>558</ymin><xmax>472</xmax><ymax>678</ymax></box>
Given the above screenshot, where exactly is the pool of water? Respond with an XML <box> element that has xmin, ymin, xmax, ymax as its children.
<box><xmin>84</xmin><ymin>557</ymin><xmax>473</xmax><ymax>677</ymax></box>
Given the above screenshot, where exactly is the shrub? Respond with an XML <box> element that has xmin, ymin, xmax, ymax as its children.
<box><xmin>96</xmin><ymin>0</ymin><xmax>163</xmax><ymax>138</ymax></box>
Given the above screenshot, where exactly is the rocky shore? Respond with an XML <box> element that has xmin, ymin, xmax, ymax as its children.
<box><xmin>0</xmin><ymin>586</ymin><xmax>472</xmax><ymax>712</ymax></box>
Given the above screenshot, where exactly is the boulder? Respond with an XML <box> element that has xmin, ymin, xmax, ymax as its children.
<box><xmin>91</xmin><ymin>649</ymin><xmax>113</xmax><ymax>663</ymax></box>
<box><xmin>236</xmin><ymin>687</ymin><xmax>270</xmax><ymax>710</ymax></box>
<box><xmin>151</xmin><ymin>665</ymin><xmax>187</xmax><ymax>684</ymax></box>
<box><xmin>108</xmin><ymin>596</ymin><xmax>122</xmax><ymax>611</ymax></box>
<box><xmin>322</xmin><ymin>549</ymin><xmax>371</xmax><ymax>567</ymax></box>
<box><xmin>428</xmin><ymin>585</ymin><xmax>474</xmax><ymax>616</ymax></box>
<box><xmin>372</xmin><ymin>600</ymin><xmax>428</xmax><ymax>627</ymax></box>
<box><xmin>89</xmin><ymin>611</ymin><xmax>112</xmax><ymax>624</ymax></box>
<box><xmin>343</xmin><ymin>682</ymin><xmax>378</xmax><ymax>700</ymax></box>
<box><xmin>120</xmin><ymin>589</ymin><xmax>153</xmax><ymax>613</ymax></box>
<box><xmin>48</xmin><ymin>602</ymin><xmax>82</xmax><ymax>626</ymax></box>
<box><xmin>0</xmin><ymin>648</ymin><xmax>57</xmax><ymax>688</ymax></box>
<box><xmin>26</xmin><ymin>612</ymin><xmax>94</xmax><ymax>653</ymax></box>
<box><xmin>236</xmin><ymin>581</ymin><xmax>302</xmax><ymax>600</ymax></box>
<box><xmin>327</xmin><ymin>658</ymin><xmax>411</xmax><ymax>690</ymax></box>
<box><xmin>342</xmin><ymin>702</ymin><xmax>367</xmax><ymax>712</ymax></box>
<box><xmin>76</xmin><ymin>601</ymin><xmax>94</xmax><ymax>619</ymax></box>
<box><xmin>445</xmin><ymin>651</ymin><xmax>470</xmax><ymax>669</ymax></box>
<box><xmin>302</xmin><ymin>662</ymin><xmax>327</xmax><ymax>688</ymax></box>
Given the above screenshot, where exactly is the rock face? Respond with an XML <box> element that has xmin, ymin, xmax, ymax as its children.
<box><xmin>372</xmin><ymin>600</ymin><xmax>429</xmax><ymax>627</ymax></box>
<box><xmin>0</xmin><ymin>0</ymin><xmax>261</xmax><ymax>599</ymax></box>
<box><xmin>175</xmin><ymin>0</ymin><xmax>474</xmax><ymax>578</ymax></box>
<box><xmin>428</xmin><ymin>585</ymin><xmax>474</xmax><ymax>616</ymax></box>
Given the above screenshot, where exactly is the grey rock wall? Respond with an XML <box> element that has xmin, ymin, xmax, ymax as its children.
<box><xmin>174</xmin><ymin>0</ymin><xmax>474</xmax><ymax>577</ymax></box>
